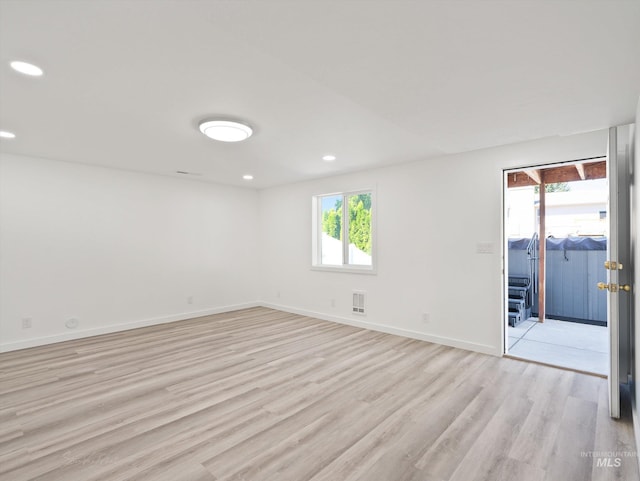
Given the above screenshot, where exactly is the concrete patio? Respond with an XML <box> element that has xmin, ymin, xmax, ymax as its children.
<box><xmin>508</xmin><ymin>317</ymin><xmax>608</xmax><ymax>375</ymax></box>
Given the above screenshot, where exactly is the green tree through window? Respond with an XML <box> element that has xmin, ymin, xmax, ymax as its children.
<box><xmin>316</xmin><ymin>190</ymin><xmax>374</xmax><ymax>269</ymax></box>
<box><xmin>348</xmin><ymin>194</ymin><xmax>372</xmax><ymax>255</ymax></box>
<box><xmin>534</xmin><ymin>182</ymin><xmax>570</xmax><ymax>193</ymax></box>
<box><xmin>321</xmin><ymin>193</ymin><xmax>372</xmax><ymax>255</ymax></box>
<box><xmin>322</xmin><ymin>206</ymin><xmax>341</xmax><ymax>240</ymax></box>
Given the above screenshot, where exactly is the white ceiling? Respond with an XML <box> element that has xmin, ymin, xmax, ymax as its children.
<box><xmin>1</xmin><ymin>0</ymin><xmax>639</xmax><ymax>188</ymax></box>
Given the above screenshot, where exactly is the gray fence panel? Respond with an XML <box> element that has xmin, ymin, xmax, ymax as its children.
<box><xmin>587</xmin><ymin>250</ymin><xmax>607</xmax><ymax>321</ymax></box>
<box><xmin>508</xmin><ymin>249</ymin><xmax>530</xmax><ymax>278</ymax></box>
<box><xmin>547</xmin><ymin>251</ymin><xmax>586</xmax><ymax>320</ymax></box>
<box><xmin>509</xmin><ymin>239</ymin><xmax>606</xmax><ymax>323</ymax></box>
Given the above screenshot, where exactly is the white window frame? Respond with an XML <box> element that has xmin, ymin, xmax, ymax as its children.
<box><xmin>311</xmin><ymin>189</ymin><xmax>376</xmax><ymax>274</ymax></box>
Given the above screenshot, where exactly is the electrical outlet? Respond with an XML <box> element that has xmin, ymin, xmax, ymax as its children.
<box><xmin>187</xmin><ymin>296</ymin><xmax>193</xmax><ymax>304</ymax></box>
<box><xmin>21</xmin><ymin>317</ymin><xmax>32</xmax><ymax>329</ymax></box>
<box><xmin>421</xmin><ymin>313</ymin><xmax>430</xmax><ymax>324</ymax></box>
<box><xmin>65</xmin><ymin>318</ymin><xmax>79</xmax><ymax>329</ymax></box>
<box><xmin>276</xmin><ymin>290</ymin><xmax>281</xmax><ymax>299</ymax></box>
<box><xmin>330</xmin><ymin>298</ymin><xmax>336</xmax><ymax>308</ymax></box>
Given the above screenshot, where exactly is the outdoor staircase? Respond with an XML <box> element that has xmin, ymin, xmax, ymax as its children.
<box><xmin>508</xmin><ymin>276</ymin><xmax>532</xmax><ymax>327</ymax></box>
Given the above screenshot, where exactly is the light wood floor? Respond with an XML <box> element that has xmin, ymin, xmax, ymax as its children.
<box><xmin>0</xmin><ymin>307</ymin><xmax>637</xmax><ymax>481</ymax></box>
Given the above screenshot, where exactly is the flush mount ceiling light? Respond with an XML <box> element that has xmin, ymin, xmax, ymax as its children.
<box><xmin>10</xmin><ymin>60</ymin><xmax>44</xmax><ymax>77</ymax></box>
<box><xmin>198</xmin><ymin>120</ymin><xmax>253</xmax><ymax>142</ymax></box>
<box><xmin>322</xmin><ymin>154</ymin><xmax>337</xmax><ymax>162</ymax></box>
<box><xmin>0</xmin><ymin>130</ymin><xmax>16</xmax><ymax>139</ymax></box>
<box><xmin>242</xmin><ymin>174</ymin><xmax>254</xmax><ymax>180</ymax></box>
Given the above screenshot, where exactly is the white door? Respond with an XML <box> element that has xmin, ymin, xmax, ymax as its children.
<box><xmin>604</xmin><ymin>125</ymin><xmax>633</xmax><ymax>419</ymax></box>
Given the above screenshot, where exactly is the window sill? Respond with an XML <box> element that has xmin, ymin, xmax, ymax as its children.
<box><xmin>311</xmin><ymin>265</ymin><xmax>377</xmax><ymax>275</ymax></box>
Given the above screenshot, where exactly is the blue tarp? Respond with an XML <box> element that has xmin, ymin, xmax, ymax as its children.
<box><xmin>509</xmin><ymin>236</ymin><xmax>607</xmax><ymax>251</ymax></box>
<box><xmin>508</xmin><ymin>238</ymin><xmax>531</xmax><ymax>250</ymax></box>
<box><xmin>546</xmin><ymin>236</ymin><xmax>606</xmax><ymax>251</ymax></box>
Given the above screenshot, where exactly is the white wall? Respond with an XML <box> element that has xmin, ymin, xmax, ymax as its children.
<box><xmin>259</xmin><ymin>130</ymin><xmax>608</xmax><ymax>355</ymax></box>
<box><xmin>0</xmin><ymin>154</ymin><xmax>259</xmax><ymax>351</ymax></box>
<box><xmin>0</xmin><ymin>130</ymin><xmax>610</xmax><ymax>355</ymax></box>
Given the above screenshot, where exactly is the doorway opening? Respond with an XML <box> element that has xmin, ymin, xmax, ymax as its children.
<box><xmin>504</xmin><ymin>158</ymin><xmax>608</xmax><ymax>375</ymax></box>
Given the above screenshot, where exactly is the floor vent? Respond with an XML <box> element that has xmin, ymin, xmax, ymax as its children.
<box><xmin>352</xmin><ymin>291</ymin><xmax>366</xmax><ymax>315</ymax></box>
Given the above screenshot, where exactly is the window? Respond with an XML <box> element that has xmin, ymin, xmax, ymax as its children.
<box><xmin>312</xmin><ymin>190</ymin><xmax>374</xmax><ymax>272</ymax></box>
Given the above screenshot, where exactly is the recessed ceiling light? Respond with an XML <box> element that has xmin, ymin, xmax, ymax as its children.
<box><xmin>0</xmin><ymin>130</ymin><xmax>16</xmax><ymax>139</ymax></box>
<box><xmin>242</xmin><ymin>174</ymin><xmax>254</xmax><ymax>180</ymax></box>
<box><xmin>322</xmin><ymin>154</ymin><xmax>337</xmax><ymax>162</ymax></box>
<box><xmin>199</xmin><ymin>120</ymin><xmax>253</xmax><ymax>142</ymax></box>
<box><xmin>10</xmin><ymin>60</ymin><xmax>43</xmax><ymax>77</ymax></box>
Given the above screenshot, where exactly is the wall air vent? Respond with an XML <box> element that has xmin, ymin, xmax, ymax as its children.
<box><xmin>352</xmin><ymin>290</ymin><xmax>366</xmax><ymax>315</ymax></box>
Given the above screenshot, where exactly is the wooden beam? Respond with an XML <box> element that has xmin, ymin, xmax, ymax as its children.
<box><xmin>584</xmin><ymin>160</ymin><xmax>606</xmax><ymax>180</ymax></box>
<box><xmin>507</xmin><ymin>160</ymin><xmax>606</xmax><ymax>188</ymax></box>
<box><xmin>524</xmin><ymin>169</ymin><xmax>541</xmax><ymax>184</ymax></box>
<box><xmin>507</xmin><ymin>171</ymin><xmax>529</xmax><ymax>188</ymax></box>
<box><xmin>575</xmin><ymin>163</ymin><xmax>586</xmax><ymax>180</ymax></box>
<box><xmin>508</xmin><ymin>172</ymin><xmax>539</xmax><ymax>188</ymax></box>
<box><xmin>538</xmin><ymin>178</ymin><xmax>546</xmax><ymax>324</ymax></box>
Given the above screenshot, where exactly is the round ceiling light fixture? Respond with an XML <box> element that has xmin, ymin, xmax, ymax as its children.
<box><xmin>10</xmin><ymin>60</ymin><xmax>44</xmax><ymax>77</ymax></box>
<box><xmin>0</xmin><ymin>130</ymin><xmax>16</xmax><ymax>139</ymax></box>
<box><xmin>198</xmin><ymin>119</ymin><xmax>253</xmax><ymax>142</ymax></box>
<box><xmin>242</xmin><ymin>174</ymin><xmax>254</xmax><ymax>181</ymax></box>
<box><xmin>322</xmin><ymin>154</ymin><xmax>337</xmax><ymax>162</ymax></box>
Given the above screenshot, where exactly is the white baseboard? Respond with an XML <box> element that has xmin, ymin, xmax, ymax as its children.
<box><xmin>0</xmin><ymin>302</ymin><xmax>259</xmax><ymax>353</ymax></box>
<box><xmin>1</xmin><ymin>301</ymin><xmax>500</xmax><ymax>357</ymax></box>
<box><xmin>260</xmin><ymin>302</ymin><xmax>501</xmax><ymax>357</ymax></box>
